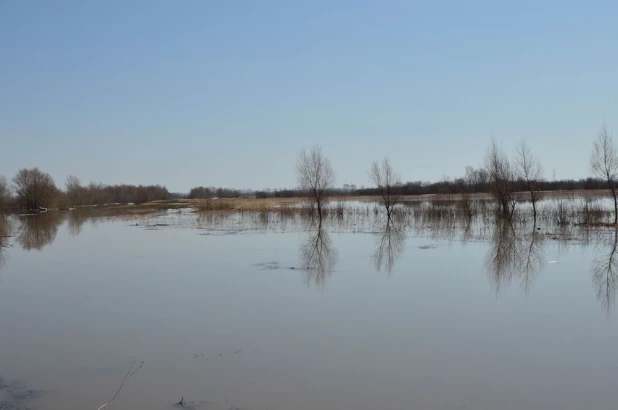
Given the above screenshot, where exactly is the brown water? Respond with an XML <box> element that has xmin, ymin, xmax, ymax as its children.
<box><xmin>1</xmin><ymin>211</ymin><xmax>617</xmax><ymax>410</ymax></box>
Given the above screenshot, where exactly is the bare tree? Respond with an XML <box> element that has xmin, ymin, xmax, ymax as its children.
<box><xmin>370</xmin><ymin>158</ymin><xmax>403</xmax><ymax>221</ymax></box>
<box><xmin>0</xmin><ymin>176</ymin><xmax>10</xmax><ymax>212</ymax></box>
<box><xmin>515</xmin><ymin>139</ymin><xmax>543</xmax><ymax>222</ymax></box>
<box><xmin>464</xmin><ymin>166</ymin><xmax>489</xmax><ymax>190</ymax></box>
<box><xmin>65</xmin><ymin>175</ymin><xmax>85</xmax><ymax>207</ymax></box>
<box><xmin>484</xmin><ymin>139</ymin><xmax>516</xmax><ymax>219</ymax></box>
<box><xmin>13</xmin><ymin>168</ymin><xmax>58</xmax><ymax>211</ymax></box>
<box><xmin>590</xmin><ymin>124</ymin><xmax>618</xmax><ymax>224</ymax></box>
<box><xmin>297</xmin><ymin>145</ymin><xmax>335</xmax><ymax>222</ymax></box>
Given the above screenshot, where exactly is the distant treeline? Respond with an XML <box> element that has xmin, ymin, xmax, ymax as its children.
<box><xmin>187</xmin><ymin>186</ymin><xmax>243</xmax><ymax>199</ymax></box>
<box><xmin>65</xmin><ymin>178</ymin><xmax>170</xmax><ymax>206</ymax></box>
<box><xmin>355</xmin><ymin>177</ymin><xmax>610</xmax><ymax>197</ymax></box>
<box><xmin>0</xmin><ymin>168</ymin><xmax>254</xmax><ymax>212</ymax></box>
<box><xmin>0</xmin><ymin>166</ymin><xmax>614</xmax><ymax>213</ymax></box>
<box><xmin>254</xmin><ymin>177</ymin><xmax>611</xmax><ymax>199</ymax></box>
<box><xmin>0</xmin><ymin>168</ymin><xmax>172</xmax><ymax>211</ymax></box>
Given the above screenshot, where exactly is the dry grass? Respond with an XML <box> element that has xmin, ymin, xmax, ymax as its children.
<box><xmin>53</xmin><ymin>191</ymin><xmax>618</xmax><ymax>231</ymax></box>
<box><xmin>187</xmin><ymin>197</ymin><xmax>310</xmax><ymax>213</ymax></box>
<box><xmin>91</xmin><ymin>190</ymin><xmax>613</xmax><ymax>213</ymax></box>
<box><xmin>195</xmin><ymin>199</ymin><xmax>235</xmax><ymax>212</ymax></box>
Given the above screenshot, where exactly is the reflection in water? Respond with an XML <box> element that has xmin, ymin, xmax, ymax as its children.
<box><xmin>6</xmin><ymin>208</ymin><xmax>618</xmax><ymax>316</ymax></box>
<box><xmin>16</xmin><ymin>212</ymin><xmax>65</xmax><ymax>251</ymax></box>
<box><xmin>67</xmin><ymin>210</ymin><xmax>90</xmax><ymax>237</ymax></box>
<box><xmin>485</xmin><ymin>220</ymin><xmax>545</xmax><ymax>294</ymax></box>
<box><xmin>592</xmin><ymin>229</ymin><xmax>618</xmax><ymax>314</ymax></box>
<box><xmin>519</xmin><ymin>228</ymin><xmax>545</xmax><ymax>294</ymax></box>
<box><xmin>486</xmin><ymin>220</ymin><xmax>520</xmax><ymax>292</ymax></box>
<box><xmin>372</xmin><ymin>222</ymin><xmax>406</xmax><ymax>274</ymax></box>
<box><xmin>299</xmin><ymin>228</ymin><xmax>338</xmax><ymax>287</ymax></box>
<box><xmin>0</xmin><ymin>217</ymin><xmax>11</xmax><ymax>270</ymax></box>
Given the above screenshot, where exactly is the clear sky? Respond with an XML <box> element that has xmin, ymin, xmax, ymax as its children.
<box><xmin>1</xmin><ymin>1</ymin><xmax>617</xmax><ymax>192</ymax></box>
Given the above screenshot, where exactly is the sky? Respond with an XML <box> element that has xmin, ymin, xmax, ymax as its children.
<box><xmin>1</xmin><ymin>0</ymin><xmax>617</xmax><ymax>192</ymax></box>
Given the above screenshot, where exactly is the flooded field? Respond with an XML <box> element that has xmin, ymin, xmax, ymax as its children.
<box><xmin>1</xmin><ymin>199</ymin><xmax>618</xmax><ymax>410</ymax></box>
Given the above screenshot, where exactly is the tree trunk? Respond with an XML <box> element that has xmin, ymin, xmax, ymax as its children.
<box><xmin>613</xmin><ymin>189</ymin><xmax>618</xmax><ymax>224</ymax></box>
<box><xmin>531</xmin><ymin>190</ymin><xmax>537</xmax><ymax>222</ymax></box>
<box><xmin>609</xmin><ymin>181</ymin><xmax>617</xmax><ymax>224</ymax></box>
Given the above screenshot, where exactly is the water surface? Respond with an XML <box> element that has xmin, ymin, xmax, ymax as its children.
<box><xmin>0</xmin><ymin>210</ymin><xmax>617</xmax><ymax>410</ymax></box>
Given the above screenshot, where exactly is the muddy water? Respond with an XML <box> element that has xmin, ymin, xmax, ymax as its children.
<box><xmin>0</xmin><ymin>213</ymin><xmax>617</xmax><ymax>410</ymax></box>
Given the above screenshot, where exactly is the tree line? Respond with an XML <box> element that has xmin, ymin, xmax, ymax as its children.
<box><xmin>293</xmin><ymin>123</ymin><xmax>618</xmax><ymax>224</ymax></box>
<box><xmin>254</xmin><ymin>175</ymin><xmax>613</xmax><ymax>198</ymax></box>
<box><xmin>253</xmin><ymin>175</ymin><xmax>611</xmax><ymax>200</ymax></box>
<box><xmin>187</xmin><ymin>186</ymin><xmax>242</xmax><ymax>199</ymax></box>
<box><xmin>2</xmin><ymin>124</ymin><xmax>617</xmax><ymax>221</ymax></box>
<box><xmin>0</xmin><ymin>169</ymin><xmax>170</xmax><ymax>211</ymax></box>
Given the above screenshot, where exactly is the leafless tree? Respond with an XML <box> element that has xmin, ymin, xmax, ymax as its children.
<box><xmin>0</xmin><ymin>175</ymin><xmax>10</xmax><ymax>212</ymax></box>
<box><xmin>297</xmin><ymin>145</ymin><xmax>335</xmax><ymax>222</ymax></box>
<box><xmin>13</xmin><ymin>168</ymin><xmax>58</xmax><ymax>210</ymax></box>
<box><xmin>515</xmin><ymin>139</ymin><xmax>543</xmax><ymax>222</ymax></box>
<box><xmin>370</xmin><ymin>158</ymin><xmax>403</xmax><ymax>221</ymax></box>
<box><xmin>590</xmin><ymin>124</ymin><xmax>618</xmax><ymax>224</ymax></box>
<box><xmin>464</xmin><ymin>166</ymin><xmax>489</xmax><ymax>188</ymax></box>
<box><xmin>65</xmin><ymin>175</ymin><xmax>85</xmax><ymax>206</ymax></box>
<box><xmin>484</xmin><ymin>140</ymin><xmax>516</xmax><ymax>219</ymax></box>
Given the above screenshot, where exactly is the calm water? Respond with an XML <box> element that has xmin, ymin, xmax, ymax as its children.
<box><xmin>1</xmin><ymin>210</ymin><xmax>617</xmax><ymax>410</ymax></box>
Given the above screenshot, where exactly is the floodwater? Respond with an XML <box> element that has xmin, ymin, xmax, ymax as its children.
<box><xmin>1</xmin><ymin>208</ymin><xmax>618</xmax><ymax>410</ymax></box>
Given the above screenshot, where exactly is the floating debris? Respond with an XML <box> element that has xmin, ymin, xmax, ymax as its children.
<box><xmin>97</xmin><ymin>357</ymin><xmax>144</xmax><ymax>410</ymax></box>
<box><xmin>176</xmin><ymin>397</ymin><xmax>209</xmax><ymax>409</ymax></box>
<box><xmin>254</xmin><ymin>261</ymin><xmax>280</xmax><ymax>270</ymax></box>
<box><xmin>418</xmin><ymin>244</ymin><xmax>437</xmax><ymax>250</ymax></box>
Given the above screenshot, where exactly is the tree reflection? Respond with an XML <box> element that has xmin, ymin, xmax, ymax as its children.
<box><xmin>0</xmin><ymin>216</ymin><xmax>11</xmax><ymax>271</ymax></box>
<box><xmin>518</xmin><ymin>228</ymin><xmax>545</xmax><ymax>294</ymax></box>
<box><xmin>486</xmin><ymin>220</ymin><xmax>520</xmax><ymax>292</ymax></box>
<box><xmin>0</xmin><ymin>244</ymin><xmax>6</xmax><ymax>272</ymax></box>
<box><xmin>462</xmin><ymin>219</ymin><xmax>474</xmax><ymax>243</ymax></box>
<box><xmin>16</xmin><ymin>212</ymin><xmax>65</xmax><ymax>251</ymax></box>
<box><xmin>372</xmin><ymin>222</ymin><xmax>406</xmax><ymax>274</ymax></box>
<box><xmin>67</xmin><ymin>209</ymin><xmax>94</xmax><ymax>237</ymax></box>
<box><xmin>592</xmin><ymin>229</ymin><xmax>618</xmax><ymax>314</ymax></box>
<box><xmin>299</xmin><ymin>228</ymin><xmax>337</xmax><ymax>287</ymax></box>
<box><xmin>485</xmin><ymin>220</ymin><xmax>545</xmax><ymax>294</ymax></box>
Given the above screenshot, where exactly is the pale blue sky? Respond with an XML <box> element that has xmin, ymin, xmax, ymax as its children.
<box><xmin>1</xmin><ymin>1</ymin><xmax>617</xmax><ymax>192</ymax></box>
